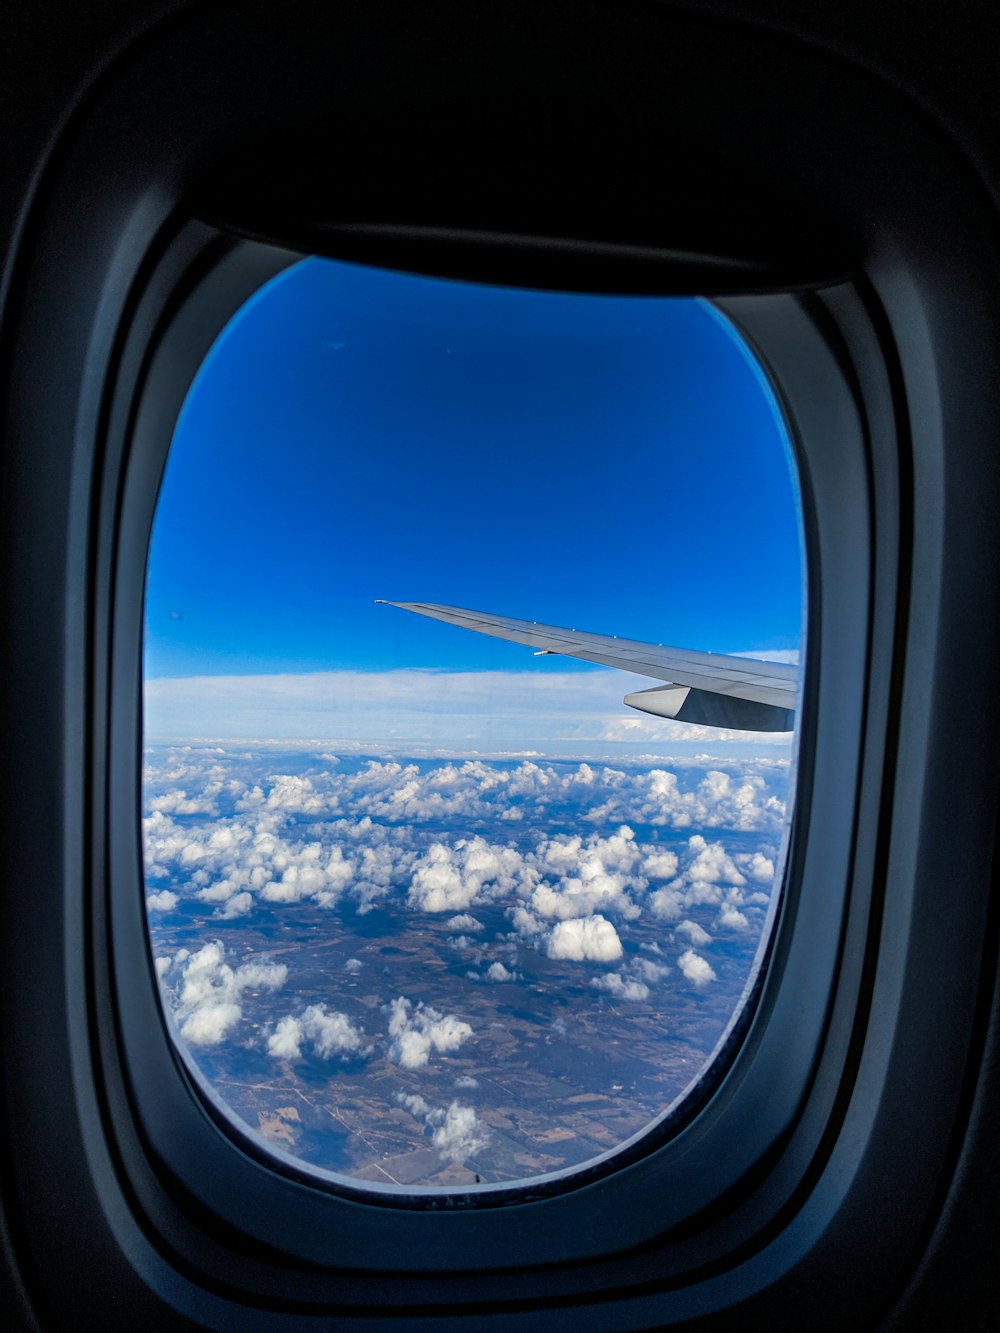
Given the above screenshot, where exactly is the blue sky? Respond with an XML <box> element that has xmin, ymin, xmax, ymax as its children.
<box><xmin>144</xmin><ymin>258</ymin><xmax>801</xmax><ymax>749</ymax></box>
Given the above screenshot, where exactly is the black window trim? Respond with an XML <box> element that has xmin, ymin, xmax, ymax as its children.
<box><xmin>100</xmin><ymin>220</ymin><xmax>870</xmax><ymax>1290</ymax></box>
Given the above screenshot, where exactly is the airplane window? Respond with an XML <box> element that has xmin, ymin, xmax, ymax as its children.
<box><xmin>142</xmin><ymin>257</ymin><xmax>802</xmax><ymax>1193</ymax></box>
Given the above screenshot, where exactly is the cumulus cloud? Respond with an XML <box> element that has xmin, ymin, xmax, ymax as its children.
<box><xmin>678</xmin><ymin>949</ymin><xmax>717</xmax><ymax>988</ymax></box>
<box><xmin>262</xmin><ymin>774</ymin><xmax>328</xmax><ymax>815</ymax></box>
<box><xmin>676</xmin><ymin>919</ymin><xmax>711</xmax><ymax>946</ymax></box>
<box><xmin>591</xmin><ymin>972</ymin><xmax>650</xmax><ymax>1001</ymax></box>
<box><xmin>344</xmin><ymin>957</ymin><xmax>363</xmax><ymax>974</ymax></box>
<box><xmin>236</xmin><ymin>961</ymin><xmax>291</xmax><ymax>990</ymax></box>
<box><xmin>407</xmin><ymin>844</ymin><xmax>468</xmax><ymax>913</ymax></box>
<box><xmin>142</xmin><ymin>749</ymin><xmax>788</xmax><ymax>1008</ymax></box>
<box><xmin>267</xmin><ymin>1004</ymin><xmax>369</xmax><ymax>1061</ymax></box>
<box><xmin>305</xmin><ymin>1007</ymin><xmax>369</xmax><ymax>1057</ymax></box>
<box><xmin>547</xmin><ymin>915</ymin><xmax>622</xmax><ymax>962</ymax></box>
<box><xmin>590</xmin><ymin>951</ymin><xmax>669</xmax><ymax>1000</ymax></box>
<box><xmin>144</xmin><ymin>749</ymin><xmax>788</xmax><ymax>869</ymax></box>
<box><xmin>149</xmin><ymin>789</ymin><xmax>218</xmax><ymax>816</ymax></box>
<box><xmin>259</xmin><ymin>841</ymin><xmax>354</xmax><ymax>907</ymax></box>
<box><xmin>528</xmin><ymin>827</ymin><xmax>642</xmax><ymax>922</ymax></box>
<box><xmin>687</xmin><ymin>834</ymin><xmax>747</xmax><ymax>887</ymax></box>
<box><xmin>146</xmin><ymin>889</ymin><xmax>178</xmax><ymax>912</ymax></box>
<box><xmin>718</xmin><ymin>905</ymin><xmax>750</xmax><ymax>931</ymax></box>
<box><xmin>630</xmin><ymin>956</ymin><xmax>670</xmax><ymax>983</ymax></box>
<box><xmin>219</xmin><ymin>890</ymin><xmax>252</xmax><ymax>918</ymax></box>
<box><xmin>749</xmin><ymin>852</ymin><xmax>775</xmax><ymax>882</ymax></box>
<box><xmin>395</xmin><ymin>1093</ymin><xmax>489</xmax><ymax>1164</ymax></box>
<box><xmin>642</xmin><ymin>850</ymin><xmax>679</xmax><ymax>880</ymax></box>
<box><xmin>408</xmin><ymin>838</ymin><xmax>530</xmax><ymax>913</ymax></box>
<box><xmin>575</xmin><ymin>764</ymin><xmax>788</xmax><ymax>833</ymax></box>
<box><xmin>484</xmin><ymin>962</ymin><xmax>516</xmax><ymax>983</ymax></box>
<box><xmin>445</xmin><ymin>914</ymin><xmax>485</xmax><ymax>932</ymax></box>
<box><xmin>396</xmin><ymin>1092</ymin><xmax>431</xmax><ymax>1119</ymax></box>
<box><xmin>431</xmin><ymin>1102</ymin><xmax>490</xmax><ymax>1163</ymax></box>
<box><xmin>386</xmin><ymin>997</ymin><xmax>473</xmax><ymax>1069</ymax></box>
<box><xmin>599</xmin><ymin>714</ymin><xmax>793</xmax><ymax>747</ymax></box>
<box><xmin>648</xmin><ymin>886</ymin><xmax>684</xmax><ymax>920</ymax></box>
<box><xmin>179</xmin><ymin>998</ymin><xmax>242</xmax><ymax>1048</ymax></box>
<box><xmin>267</xmin><ymin>1015</ymin><xmax>305</xmax><ymax>1061</ymax></box>
<box><xmin>162</xmin><ymin>941</ymin><xmax>288</xmax><ymax>1047</ymax></box>
<box><xmin>509</xmin><ymin>905</ymin><xmax>546</xmax><ymax>939</ymax></box>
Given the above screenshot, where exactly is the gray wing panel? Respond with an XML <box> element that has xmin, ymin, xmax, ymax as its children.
<box><xmin>379</xmin><ymin>601</ymin><xmax>798</xmax><ymax>711</ymax></box>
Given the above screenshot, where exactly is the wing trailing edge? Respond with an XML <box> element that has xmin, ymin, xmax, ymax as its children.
<box><xmin>378</xmin><ymin>601</ymin><xmax>797</xmax><ymax>733</ymax></box>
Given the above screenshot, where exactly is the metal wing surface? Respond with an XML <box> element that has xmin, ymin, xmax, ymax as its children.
<box><xmin>379</xmin><ymin>601</ymin><xmax>798</xmax><ymax>732</ymax></box>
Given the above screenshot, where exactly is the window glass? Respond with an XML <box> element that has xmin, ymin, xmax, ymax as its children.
<box><xmin>143</xmin><ymin>258</ymin><xmax>802</xmax><ymax>1191</ymax></box>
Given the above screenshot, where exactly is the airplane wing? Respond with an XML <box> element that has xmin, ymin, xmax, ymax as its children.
<box><xmin>378</xmin><ymin>601</ymin><xmax>798</xmax><ymax>733</ymax></box>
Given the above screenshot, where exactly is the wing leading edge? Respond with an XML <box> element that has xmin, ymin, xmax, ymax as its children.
<box><xmin>378</xmin><ymin>601</ymin><xmax>797</xmax><ymax>733</ymax></box>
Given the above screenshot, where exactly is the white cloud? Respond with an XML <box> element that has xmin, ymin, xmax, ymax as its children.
<box><xmin>146</xmin><ymin>889</ymin><xmax>178</xmax><ymax>912</ymax></box>
<box><xmin>643</xmin><ymin>850</ymin><xmax>679</xmax><ymax>879</ymax></box>
<box><xmin>162</xmin><ymin>940</ymin><xmax>288</xmax><ymax>1048</ymax></box>
<box><xmin>547</xmin><ymin>915</ymin><xmax>622</xmax><ymax>962</ymax></box>
<box><xmin>236</xmin><ymin>961</ymin><xmax>290</xmax><ymax>990</ymax></box>
<box><xmin>267</xmin><ymin>1015</ymin><xmax>303</xmax><ymax>1060</ymax></box>
<box><xmin>687</xmin><ymin>834</ymin><xmax>747</xmax><ymax>886</ymax></box>
<box><xmin>445</xmin><ymin>914</ymin><xmax>485</xmax><ymax>932</ymax></box>
<box><xmin>484</xmin><ymin>962</ymin><xmax>516</xmax><ymax>983</ymax></box>
<box><xmin>386</xmin><ymin>997</ymin><xmax>473</xmax><ymax>1070</ymax></box>
<box><xmin>259</xmin><ymin>840</ymin><xmax>351</xmax><ymax>905</ymax></box>
<box><xmin>219</xmin><ymin>890</ymin><xmax>253</xmax><ymax>918</ymax></box>
<box><xmin>396</xmin><ymin>1092</ymin><xmax>431</xmax><ymax>1119</ymax></box>
<box><xmin>180</xmin><ymin>999</ymin><xmax>242</xmax><ymax>1047</ymax></box>
<box><xmin>149</xmin><ymin>789</ymin><xmax>218</xmax><ymax>816</ymax></box>
<box><xmin>749</xmin><ymin>852</ymin><xmax>775</xmax><ymax>881</ymax></box>
<box><xmin>630</xmin><ymin>956</ymin><xmax>670</xmax><ymax>983</ymax></box>
<box><xmin>306</xmin><ymin>1005</ymin><xmax>368</xmax><ymax>1058</ymax></box>
<box><xmin>344</xmin><ymin>957</ymin><xmax>363</xmax><ymax>974</ymax></box>
<box><xmin>528</xmin><ymin>827</ymin><xmax>642</xmax><ymax>923</ymax></box>
<box><xmin>678</xmin><ymin>949</ymin><xmax>717</xmax><ymax>988</ymax></box>
<box><xmin>406</xmin><ymin>843</ymin><xmax>468</xmax><ymax>913</ymax></box>
<box><xmin>431</xmin><ymin>1102</ymin><xmax>489</xmax><ymax>1163</ymax></box>
<box><xmin>718</xmin><ymin>905</ymin><xmax>750</xmax><ymax>931</ymax></box>
<box><xmin>509</xmin><ymin>905</ymin><xmax>546</xmax><ymax>939</ymax></box>
<box><xmin>263</xmin><ymin>774</ymin><xmax>328</xmax><ymax>815</ymax></box>
<box><xmin>649</xmin><ymin>887</ymin><xmax>684</xmax><ymax>920</ymax></box>
<box><xmin>676</xmin><ymin>919</ymin><xmax>712</xmax><ymax>947</ymax></box>
<box><xmin>591</xmin><ymin>972</ymin><xmax>650</xmax><ymax>1001</ymax></box>
<box><xmin>142</xmin><ymin>751</ymin><xmax>789</xmax><ymax>991</ymax></box>
<box><xmin>408</xmin><ymin>838</ymin><xmax>530</xmax><ymax>913</ymax></box>
<box><xmin>267</xmin><ymin>1004</ymin><xmax>368</xmax><ymax>1061</ymax></box>
<box><xmin>395</xmin><ymin>1093</ymin><xmax>489</xmax><ymax>1164</ymax></box>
